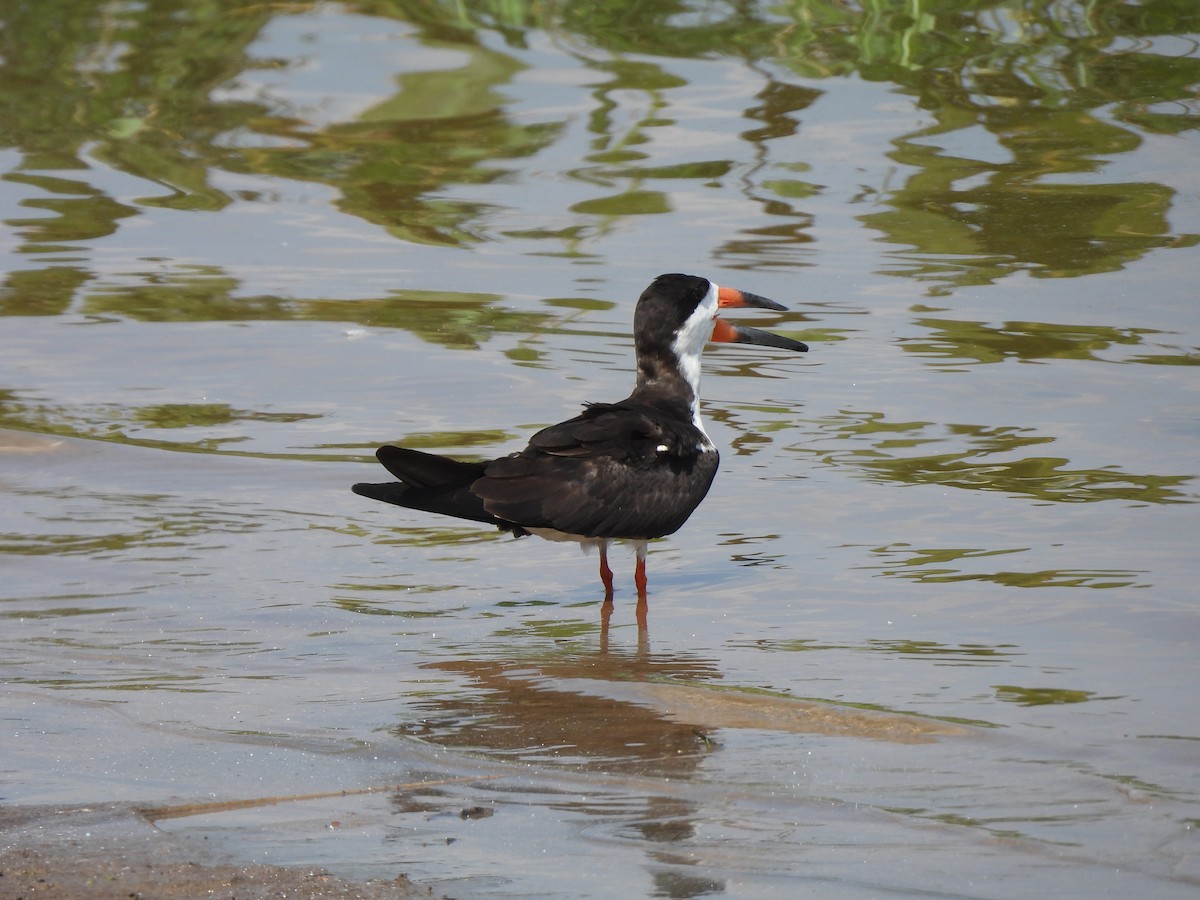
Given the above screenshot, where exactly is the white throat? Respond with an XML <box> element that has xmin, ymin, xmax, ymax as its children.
<box><xmin>669</xmin><ymin>280</ymin><xmax>720</xmax><ymax>440</ymax></box>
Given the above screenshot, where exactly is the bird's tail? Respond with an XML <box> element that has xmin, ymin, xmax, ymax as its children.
<box><xmin>352</xmin><ymin>445</ymin><xmax>520</xmax><ymax>532</ymax></box>
<box><xmin>373</xmin><ymin>445</ymin><xmax>486</xmax><ymax>488</ymax></box>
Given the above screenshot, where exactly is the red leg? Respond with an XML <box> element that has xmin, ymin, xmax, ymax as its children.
<box><xmin>634</xmin><ymin>547</ymin><xmax>648</xmax><ymax>597</ymax></box>
<box><xmin>598</xmin><ymin>541</ymin><xmax>614</xmax><ymax>599</ymax></box>
<box><xmin>634</xmin><ymin>544</ymin><xmax>649</xmax><ymax>628</ymax></box>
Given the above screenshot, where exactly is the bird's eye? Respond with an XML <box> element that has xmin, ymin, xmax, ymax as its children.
<box><xmin>656</xmin><ymin>444</ymin><xmax>670</xmax><ymax>453</ymax></box>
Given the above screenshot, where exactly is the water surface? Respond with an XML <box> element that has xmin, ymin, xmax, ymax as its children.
<box><xmin>2</xmin><ymin>2</ymin><xmax>1199</xmax><ymax>896</ymax></box>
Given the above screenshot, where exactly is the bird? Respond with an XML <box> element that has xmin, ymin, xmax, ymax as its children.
<box><xmin>353</xmin><ymin>273</ymin><xmax>807</xmax><ymax>614</ymax></box>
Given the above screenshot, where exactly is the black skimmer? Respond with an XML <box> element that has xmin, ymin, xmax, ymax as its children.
<box><xmin>353</xmin><ymin>273</ymin><xmax>807</xmax><ymax>614</ymax></box>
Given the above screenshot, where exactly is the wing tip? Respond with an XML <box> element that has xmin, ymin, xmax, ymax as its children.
<box><xmin>351</xmin><ymin>481</ymin><xmax>405</xmax><ymax>503</ymax></box>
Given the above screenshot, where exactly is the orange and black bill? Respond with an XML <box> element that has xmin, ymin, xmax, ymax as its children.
<box><xmin>713</xmin><ymin>286</ymin><xmax>808</xmax><ymax>352</ymax></box>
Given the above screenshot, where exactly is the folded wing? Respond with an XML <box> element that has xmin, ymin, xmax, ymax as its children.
<box><xmin>474</xmin><ymin>402</ymin><xmax>719</xmax><ymax>540</ymax></box>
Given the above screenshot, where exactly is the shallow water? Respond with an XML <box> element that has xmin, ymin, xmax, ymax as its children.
<box><xmin>3</xmin><ymin>2</ymin><xmax>1199</xmax><ymax>896</ymax></box>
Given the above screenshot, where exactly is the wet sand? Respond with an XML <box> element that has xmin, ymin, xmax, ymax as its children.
<box><xmin>0</xmin><ymin>804</ymin><xmax>429</xmax><ymax>899</ymax></box>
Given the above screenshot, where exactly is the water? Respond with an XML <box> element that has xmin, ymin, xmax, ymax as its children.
<box><xmin>2</xmin><ymin>2</ymin><xmax>1199</xmax><ymax>896</ymax></box>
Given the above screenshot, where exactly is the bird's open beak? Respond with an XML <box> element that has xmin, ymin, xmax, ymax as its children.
<box><xmin>713</xmin><ymin>286</ymin><xmax>809</xmax><ymax>352</ymax></box>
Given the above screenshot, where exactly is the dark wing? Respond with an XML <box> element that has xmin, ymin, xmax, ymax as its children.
<box><xmin>472</xmin><ymin>402</ymin><xmax>719</xmax><ymax>540</ymax></box>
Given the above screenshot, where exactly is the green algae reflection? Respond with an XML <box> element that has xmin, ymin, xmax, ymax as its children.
<box><xmin>799</xmin><ymin>411</ymin><xmax>1195</xmax><ymax>504</ymax></box>
<box><xmin>1</xmin><ymin>0</ymin><xmax>1196</xmax><ymax>306</ymax></box>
